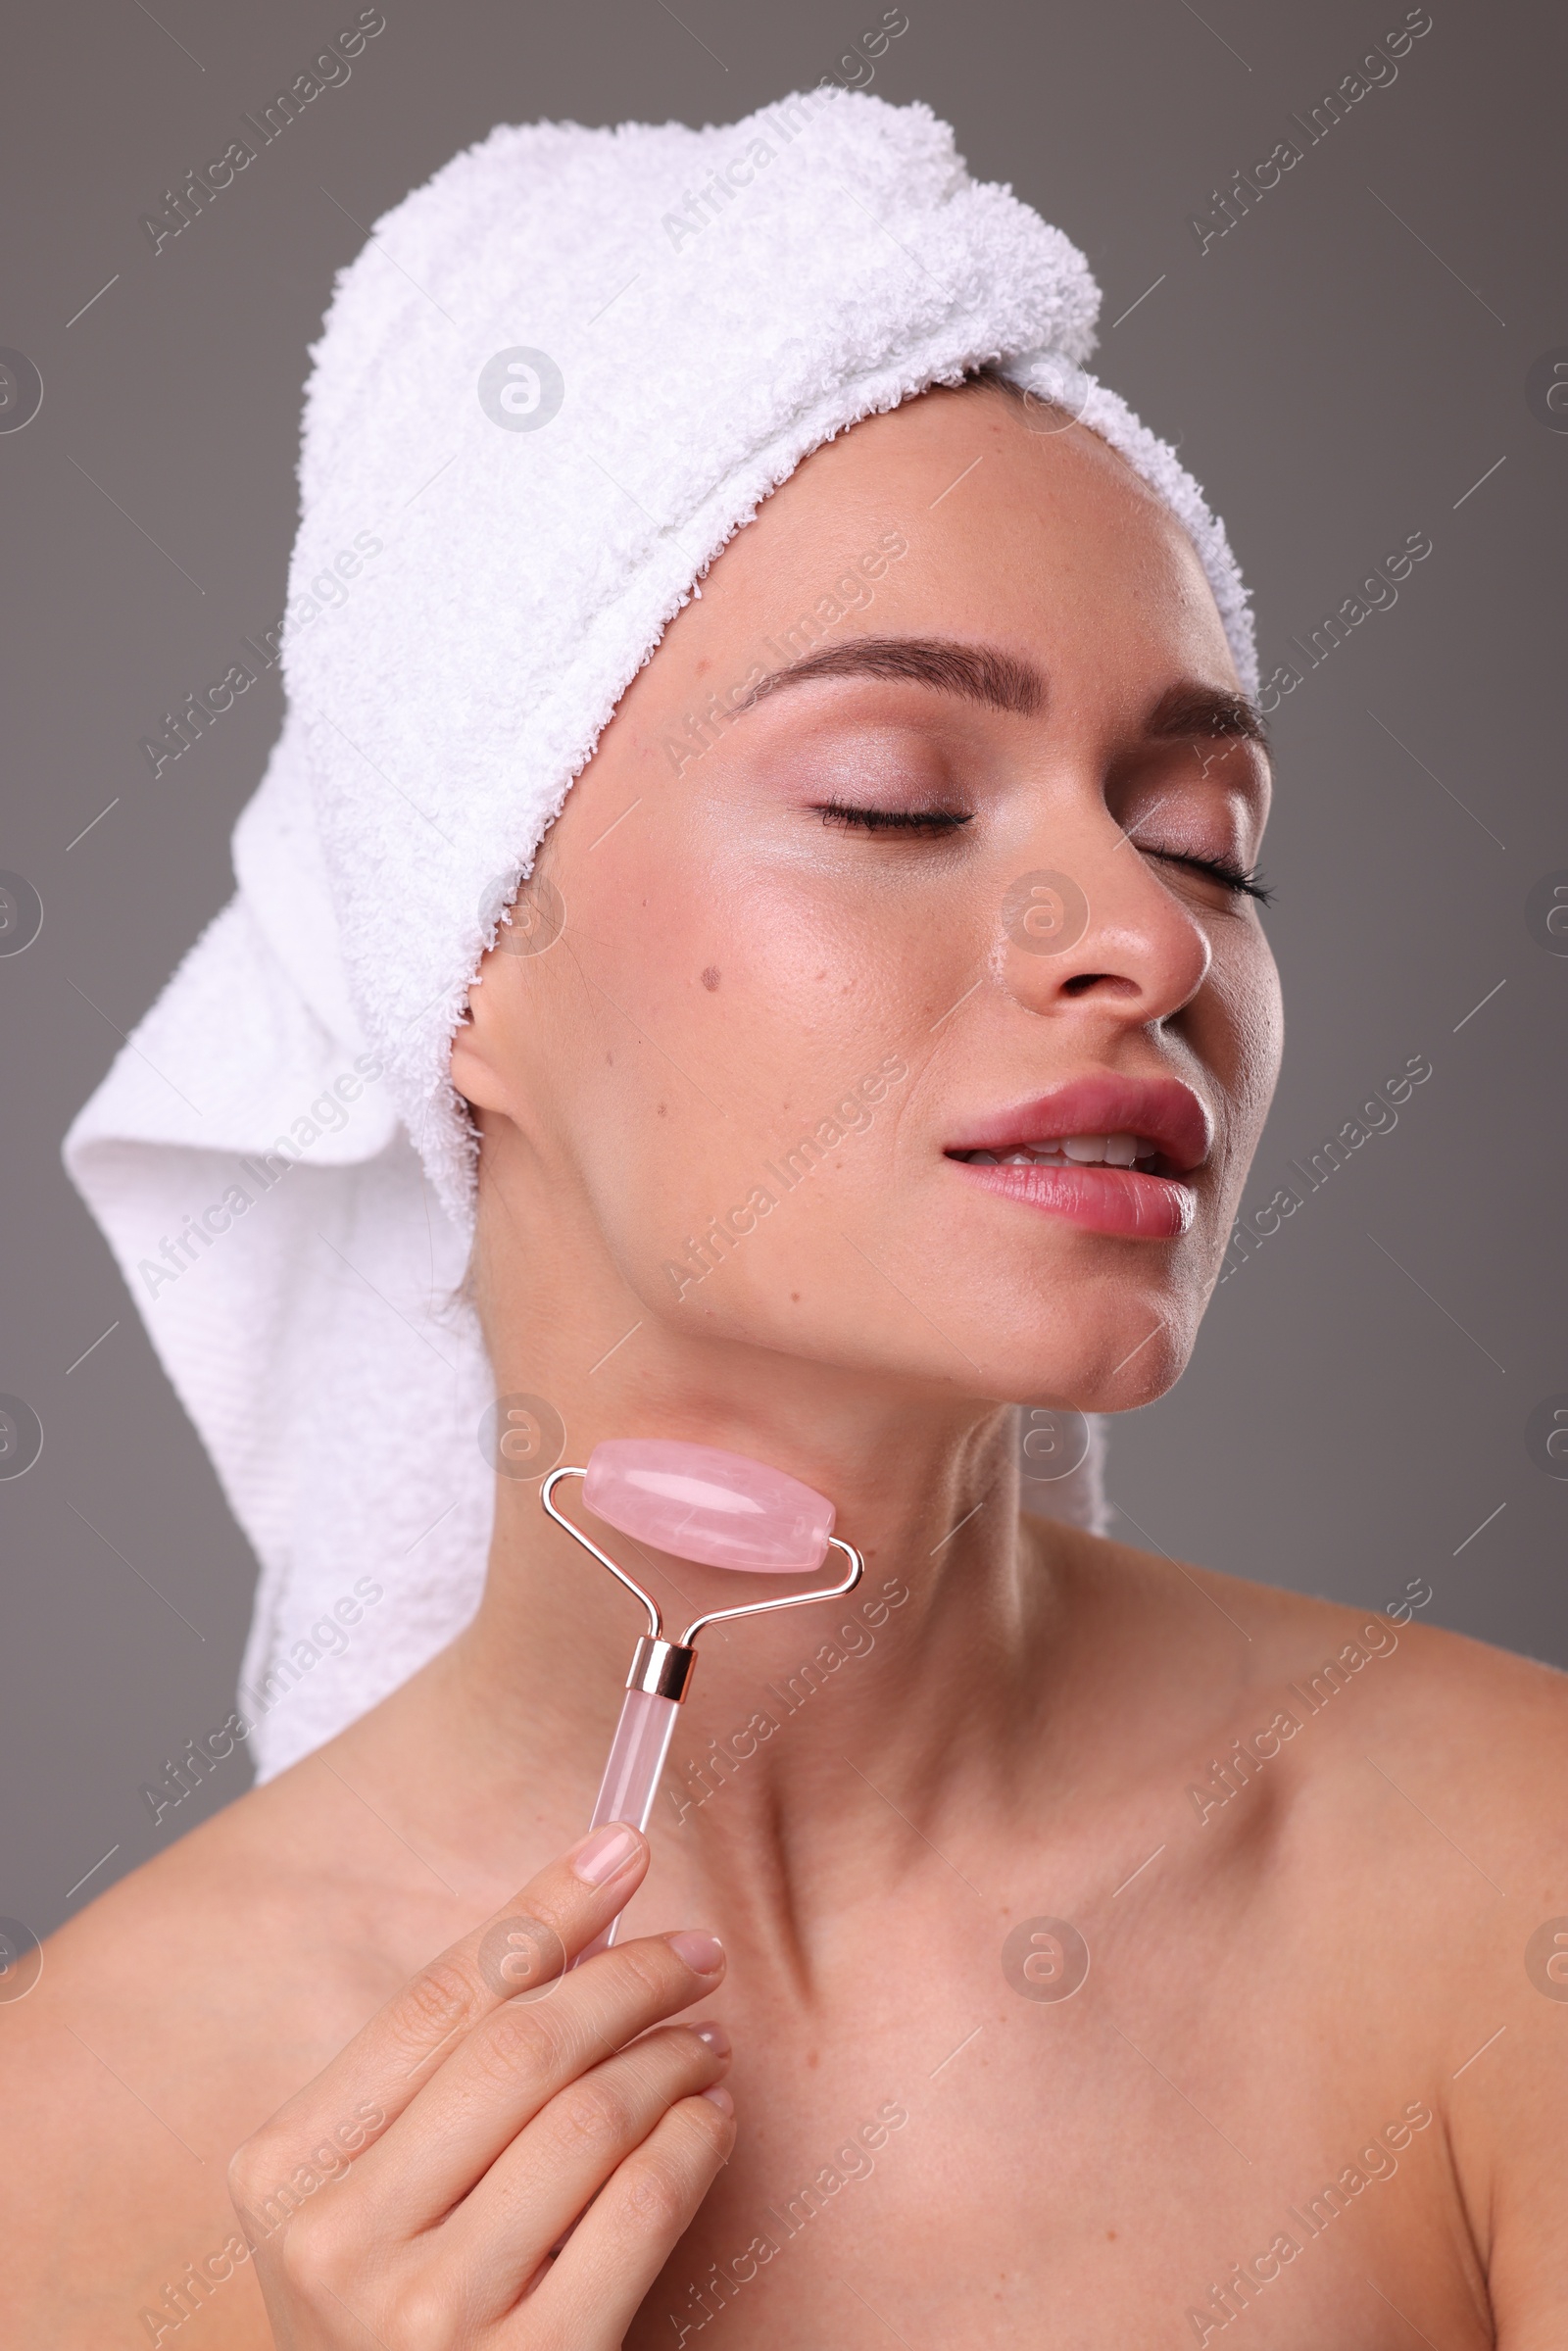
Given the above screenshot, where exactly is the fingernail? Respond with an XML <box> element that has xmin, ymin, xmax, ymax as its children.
<box><xmin>691</xmin><ymin>2021</ymin><xmax>730</xmax><ymax>2056</ymax></box>
<box><xmin>701</xmin><ymin>2082</ymin><xmax>735</xmax><ymax>2114</ymax></box>
<box><xmin>666</xmin><ymin>1930</ymin><xmax>725</xmax><ymax>1976</ymax></box>
<box><xmin>570</xmin><ymin>1824</ymin><xmax>640</xmax><ymax>1886</ymax></box>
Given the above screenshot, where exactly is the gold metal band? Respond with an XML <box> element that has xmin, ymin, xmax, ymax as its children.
<box><xmin>627</xmin><ymin>1635</ymin><xmax>698</xmax><ymax>1702</ymax></box>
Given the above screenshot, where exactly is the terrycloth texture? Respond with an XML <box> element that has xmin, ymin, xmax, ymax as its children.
<box><xmin>65</xmin><ymin>92</ymin><xmax>1255</xmax><ymax>1778</ymax></box>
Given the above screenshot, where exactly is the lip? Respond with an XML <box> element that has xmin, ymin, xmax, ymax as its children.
<box><xmin>944</xmin><ymin>1073</ymin><xmax>1209</xmax><ymax>1243</ymax></box>
<box><xmin>949</xmin><ymin>1157</ymin><xmax>1196</xmax><ymax>1240</ymax></box>
<box><xmin>944</xmin><ymin>1074</ymin><xmax>1211</xmax><ymax>1175</ymax></box>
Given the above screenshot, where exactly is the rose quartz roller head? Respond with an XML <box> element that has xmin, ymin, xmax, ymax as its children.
<box><xmin>541</xmin><ymin>1441</ymin><xmax>863</xmax><ymax>1958</ymax></box>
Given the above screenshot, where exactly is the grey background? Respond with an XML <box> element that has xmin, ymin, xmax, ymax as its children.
<box><xmin>3</xmin><ymin>0</ymin><xmax>1562</xmax><ymax>1941</ymax></box>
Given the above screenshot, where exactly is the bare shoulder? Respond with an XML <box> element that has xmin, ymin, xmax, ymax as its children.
<box><xmin>1057</xmin><ymin>1525</ymin><xmax>1568</xmax><ymax>2330</ymax></box>
<box><xmin>0</xmin><ymin>1752</ymin><xmax>439</xmax><ymax>2345</ymax></box>
<box><xmin>1073</xmin><ymin>1536</ymin><xmax>1568</xmax><ymax>2031</ymax></box>
<box><xmin>1041</xmin><ymin>1511</ymin><xmax>1568</xmax><ymax>1970</ymax></box>
<box><xmin>1051</xmin><ymin>1512</ymin><xmax>1568</xmax><ymax>1831</ymax></box>
<box><xmin>1173</xmin><ymin>1550</ymin><xmax>1568</xmax><ymax>2334</ymax></box>
<box><xmin>1186</xmin><ymin>1542</ymin><xmax>1568</xmax><ymax>1821</ymax></box>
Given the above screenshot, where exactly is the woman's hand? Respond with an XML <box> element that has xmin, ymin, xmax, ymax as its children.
<box><xmin>227</xmin><ymin>1823</ymin><xmax>733</xmax><ymax>2347</ymax></box>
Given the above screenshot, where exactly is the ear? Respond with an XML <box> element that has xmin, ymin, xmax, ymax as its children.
<box><xmin>448</xmin><ymin>947</ymin><xmax>517</xmax><ymax>1113</ymax></box>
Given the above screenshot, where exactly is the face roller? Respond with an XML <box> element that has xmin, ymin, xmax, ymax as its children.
<box><xmin>541</xmin><ymin>1441</ymin><xmax>864</xmax><ymax>1958</ymax></box>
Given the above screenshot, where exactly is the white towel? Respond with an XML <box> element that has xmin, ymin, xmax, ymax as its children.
<box><xmin>65</xmin><ymin>92</ymin><xmax>1255</xmax><ymax>1778</ymax></box>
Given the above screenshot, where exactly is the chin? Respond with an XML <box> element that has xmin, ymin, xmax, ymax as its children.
<box><xmin>1015</xmin><ymin>1338</ymin><xmax>1192</xmax><ymax>1417</ymax></box>
<box><xmin>668</xmin><ymin>1270</ymin><xmax>1200</xmax><ymax>1421</ymax></box>
<box><xmin>876</xmin><ymin>1219</ymin><xmax>1210</xmax><ymax>1408</ymax></box>
<box><xmin>956</xmin><ymin>1297</ymin><xmax>1197</xmax><ymax>1415</ymax></box>
<box><xmin>637</xmin><ymin>1166</ymin><xmax>1219</xmax><ymax>1409</ymax></box>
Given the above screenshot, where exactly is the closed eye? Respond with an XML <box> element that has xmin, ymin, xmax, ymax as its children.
<box><xmin>813</xmin><ymin>800</ymin><xmax>974</xmax><ymax>836</ymax></box>
<box><xmin>812</xmin><ymin>802</ymin><xmax>1271</xmax><ymax>897</ymax></box>
<box><xmin>1148</xmin><ymin>848</ymin><xmax>1274</xmax><ymax>904</ymax></box>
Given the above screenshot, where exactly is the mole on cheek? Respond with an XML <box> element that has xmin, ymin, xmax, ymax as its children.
<box><xmin>701</xmin><ymin>966</ymin><xmax>721</xmax><ymax>992</ymax></box>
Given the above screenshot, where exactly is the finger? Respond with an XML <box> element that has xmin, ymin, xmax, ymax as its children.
<box><xmin>512</xmin><ymin>2088</ymin><xmax>738</xmax><ymax>2348</ymax></box>
<box><xmin>347</xmin><ymin>1929</ymin><xmax>727</xmax><ymax>2238</ymax></box>
<box><xmin>228</xmin><ymin>1822</ymin><xmax>647</xmax><ymax>2235</ymax></box>
<box><xmin>432</xmin><ymin>2020</ymin><xmax>731</xmax><ymax>2327</ymax></box>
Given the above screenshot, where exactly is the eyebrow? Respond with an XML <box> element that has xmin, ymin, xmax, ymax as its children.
<box><xmin>743</xmin><ymin>633</ymin><xmax>1269</xmax><ymax>751</ymax></box>
<box><xmin>746</xmin><ymin>635</ymin><xmax>1046</xmax><ymax>717</ymax></box>
<box><xmin>1144</xmin><ymin>679</ymin><xmax>1271</xmax><ymax>753</ymax></box>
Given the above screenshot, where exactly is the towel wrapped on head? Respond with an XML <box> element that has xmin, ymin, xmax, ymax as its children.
<box><xmin>65</xmin><ymin>92</ymin><xmax>1255</xmax><ymax>1779</ymax></box>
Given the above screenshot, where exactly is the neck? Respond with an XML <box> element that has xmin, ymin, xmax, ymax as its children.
<box><xmin>431</xmin><ymin>1363</ymin><xmax>1066</xmax><ymax>1963</ymax></box>
<box><xmin>389</xmin><ymin>1147</ymin><xmax>1079</xmax><ymax>1964</ymax></box>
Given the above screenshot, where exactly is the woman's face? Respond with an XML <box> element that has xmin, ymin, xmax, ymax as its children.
<box><xmin>455</xmin><ymin>384</ymin><xmax>1281</xmax><ymax>1416</ymax></box>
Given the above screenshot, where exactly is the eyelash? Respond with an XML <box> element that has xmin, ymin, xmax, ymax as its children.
<box><xmin>814</xmin><ymin>802</ymin><xmax>1274</xmax><ymax>904</ymax></box>
<box><xmin>1150</xmin><ymin>849</ymin><xmax>1275</xmax><ymax>905</ymax></box>
<box><xmin>815</xmin><ymin>800</ymin><xmax>972</xmax><ymax>837</ymax></box>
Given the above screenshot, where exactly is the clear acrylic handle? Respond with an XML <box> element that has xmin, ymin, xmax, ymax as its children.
<box><xmin>572</xmin><ymin>1687</ymin><xmax>679</xmax><ymax>1966</ymax></box>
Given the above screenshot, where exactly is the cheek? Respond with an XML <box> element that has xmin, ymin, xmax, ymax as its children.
<box><xmin>1199</xmin><ymin>928</ymin><xmax>1285</xmax><ymax>1209</ymax></box>
<box><xmin>555</xmin><ymin>825</ymin><xmax>956</xmax><ymax>1317</ymax></box>
<box><xmin>1237</xmin><ymin>937</ymin><xmax>1286</xmax><ymax>1128</ymax></box>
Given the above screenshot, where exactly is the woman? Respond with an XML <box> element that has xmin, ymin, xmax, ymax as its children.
<box><xmin>11</xmin><ymin>91</ymin><xmax>1564</xmax><ymax>2348</ymax></box>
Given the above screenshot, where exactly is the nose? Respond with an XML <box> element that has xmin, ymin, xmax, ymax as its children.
<box><xmin>993</xmin><ymin>819</ymin><xmax>1212</xmax><ymax>1026</ymax></box>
